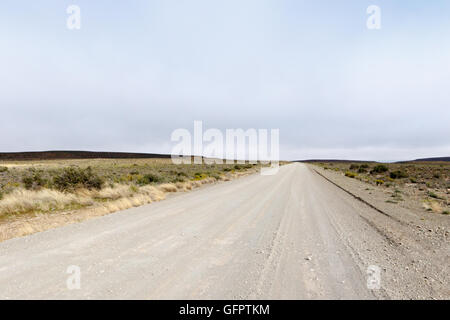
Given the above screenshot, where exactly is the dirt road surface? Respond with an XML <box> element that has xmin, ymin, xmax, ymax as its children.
<box><xmin>0</xmin><ymin>163</ymin><xmax>447</xmax><ymax>299</ymax></box>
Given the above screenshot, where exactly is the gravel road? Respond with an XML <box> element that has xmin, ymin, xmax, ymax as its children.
<box><xmin>0</xmin><ymin>163</ymin><xmax>447</xmax><ymax>299</ymax></box>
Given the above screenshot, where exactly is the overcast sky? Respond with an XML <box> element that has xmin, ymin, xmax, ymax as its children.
<box><xmin>1</xmin><ymin>0</ymin><xmax>449</xmax><ymax>161</ymax></box>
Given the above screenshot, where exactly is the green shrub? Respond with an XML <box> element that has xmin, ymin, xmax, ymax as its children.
<box><xmin>345</xmin><ymin>171</ymin><xmax>357</xmax><ymax>178</ymax></box>
<box><xmin>360</xmin><ymin>164</ymin><xmax>370</xmax><ymax>169</ymax></box>
<box><xmin>177</xmin><ymin>171</ymin><xmax>188</xmax><ymax>177</ymax></box>
<box><xmin>0</xmin><ymin>166</ymin><xmax>8</xmax><ymax>173</ymax></box>
<box><xmin>427</xmin><ymin>191</ymin><xmax>441</xmax><ymax>199</ymax></box>
<box><xmin>53</xmin><ymin>167</ymin><xmax>103</xmax><ymax>191</ymax></box>
<box><xmin>358</xmin><ymin>167</ymin><xmax>367</xmax><ymax>173</ymax></box>
<box><xmin>349</xmin><ymin>164</ymin><xmax>359</xmax><ymax>170</ymax></box>
<box><xmin>22</xmin><ymin>176</ymin><xmax>34</xmax><ymax>190</ymax></box>
<box><xmin>410</xmin><ymin>178</ymin><xmax>417</xmax><ymax>183</ymax></box>
<box><xmin>170</xmin><ymin>176</ymin><xmax>186</xmax><ymax>183</ymax></box>
<box><xmin>137</xmin><ymin>173</ymin><xmax>162</xmax><ymax>185</ymax></box>
<box><xmin>22</xmin><ymin>172</ymin><xmax>47</xmax><ymax>190</ymax></box>
<box><xmin>211</xmin><ymin>173</ymin><xmax>221</xmax><ymax>180</ymax></box>
<box><xmin>194</xmin><ymin>173</ymin><xmax>208</xmax><ymax>180</ymax></box>
<box><xmin>232</xmin><ymin>164</ymin><xmax>252</xmax><ymax>170</ymax></box>
<box><xmin>390</xmin><ymin>171</ymin><xmax>408</xmax><ymax>179</ymax></box>
<box><xmin>375</xmin><ymin>179</ymin><xmax>384</xmax><ymax>185</ymax></box>
<box><xmin>371</xmin><ymin>165</ymin><xmax>388</xmax><ymax>174</ymax></box>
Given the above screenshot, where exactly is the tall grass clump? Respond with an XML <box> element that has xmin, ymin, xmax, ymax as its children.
<box><xmin>0</xmin><ymin>188</ymin><xmax>93</xmax><ymax>217</ymax></box>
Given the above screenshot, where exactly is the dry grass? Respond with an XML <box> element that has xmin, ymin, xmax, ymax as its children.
<box><xmin>158</xmin><ymin>183</ymin><xmax>178</xmax><ymax>193</ymax></box>
<box><xmin>0</xmin><ymin>182</ymin><xmax>183</xmax><ymax>220</ymax></box>
<box><xmin>423</xmin><ymin>200</ymin><xmax>443</xmax><ymax>213</ymax></box>
<box><xmin>0</xmin><ymin>188</ymin><xmax>93</xmax><ymax>217</ymax></box>
<box><xmin>314</xmin><ymin>161</ymin><xmax>449</xmax><ymax>215</ymax></box>
<box><xmin>89</xmin><ymin>184</ymin><xmax>134</xmax><ymax>200</ymax></box>
<box><xmin>0</xmin><ymin>158</ymin><xmax>262</xmax><ymax>241</ymax></box>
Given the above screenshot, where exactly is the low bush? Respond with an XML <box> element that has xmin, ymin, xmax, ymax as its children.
<box><xmin>390</xmin><ymin>171</ymin><xmax>408</xmax><ymax>179</ymax></box>
<box><xmin>233</xmin><ymin>164</ymin><xmax>253</xmax><ymax>170</ymax></box>
<box><xmin>169</xmin><ymin>176</ymin><xmax>185</xmax><ymax>183</ymax></box>
<box><xmin>0</xmin><ymin>166</ymin><xmax>8</xmax><ymax>173</ymax></box>
<box><xmin>22</xmin><ymin>176</ymin><xmax>34</xmax><ymax>190</ymax></box>
<box><xmin>53</xmin><ymin>167</ymin><xmax>104</xmax><ymax>191</ymax></box>
<box><xmin>345</xmin><ymin>171</ymin><xmax>357</xmax><ymax>178</ymax></box>
<box><xmin>194</xmin><ymin>173</ymin><xmax>208</xmax><ymax>180</ymax></box>
<box><xmin>177</xmin><ymin>171</ymin><xmax>188</xmax><ymax>177</ymax></box>
<box><xmin>136</xmin><ymin>173</ymin><xmax>162</xmax><ymax>185</ymax></box>
<box><xmin>22</xmin><ymin>172</ymin><xmax>47</xmax><ymax>190</ymax></box>
<box><xmin>371</xmin><ymin>165</ymin><xmax>389</xmax><ymax>174</ymax></box>
<box><xmin>427</xmin><ymin>191</ymin><xmax>441</xmax><ymax>199</ymax></box>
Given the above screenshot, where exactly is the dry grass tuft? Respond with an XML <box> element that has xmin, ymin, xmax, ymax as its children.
<box><xmin>422</xmin><ymin>200</ymin><xmax>443</xmax><ymax>213</ymax></box>
<box><xmin>175</xmin><ymin>182</ymin><xmax>192</xmax><ymax>191</ymax></box>
<box><xmin>158</xmin><ymin>183</ymin><xmax>178</xmax><ymax>193</ymax></box>
<box><xmin>90</xmin><ymin>184</ymin><xmax>134</xmax><ymax>200</ymax></box>
<box><xmin>138</xmin><ymin>185</ymin><xmax>166</xmax><ymax>201</ymax></box>
<box><xmin>0</xmin><ymin>186</ymin><xmax>169</xmax><ymax>241</ymax></box>
<box><xmin>430</xmin><ymin>201</ymin><xmax>443</xmax><ymax>213</ymax></box>
<box><xmin>0</xmin><ymin>183</ymin><xmax>169</xmax><ymax>220</ymax></box>
<box><xmin>0</xmin><ymin>188</ymin><xmax>93</xmax><ymax>217</ymax></box>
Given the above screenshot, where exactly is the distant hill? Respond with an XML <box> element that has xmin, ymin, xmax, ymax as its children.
<box><xmin>410</xmin><ymin>157</ymin><xmax>450</xmax><ymax>162</ymax></box>
<box><xmin>297</xmin><ymin>157</ymin><xmax>450</xmax><ymax>163</ymax></box>
<box><xmin>0</xmin><ymin>151</ymin><xmax>171</xmax><ymax>161</ymax></box>
<box><xmin>296</xmin><ymin>159</ymin><xmax>371</xmax><ymax>163</ymax></box>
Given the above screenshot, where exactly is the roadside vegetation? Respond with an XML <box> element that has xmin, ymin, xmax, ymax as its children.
<box><xmin>314</xmin><ymin>161</ymin><xmax>449</xmax><ymax>215</ymax></box>
<box><xmin>0</xmin><ymin>158</ymin><xmax>261</xmax><ymax>220</ymax></box>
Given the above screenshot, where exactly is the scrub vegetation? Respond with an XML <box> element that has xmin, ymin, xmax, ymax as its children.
<box><xmin>0</xmin><ymin>158</ymin><xmax>260</xmax><ymax>219</ymax></box>
<box><xmin>315</xmin><ymin>161</ymin><xmax>449</xmax><ymax>215</ymax></box>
